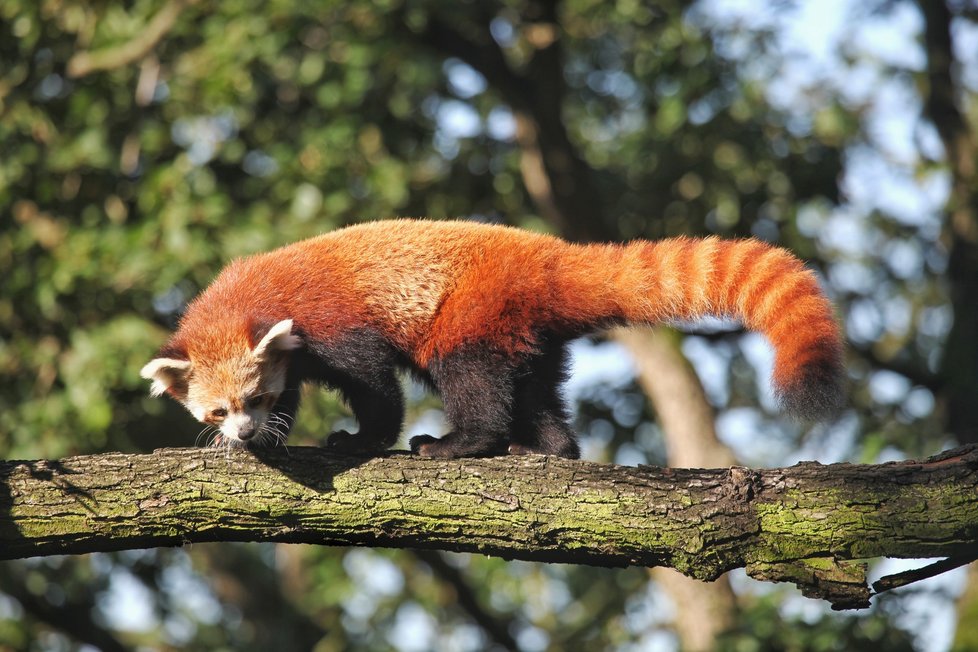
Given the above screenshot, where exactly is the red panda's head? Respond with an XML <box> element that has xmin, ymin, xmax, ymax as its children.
<box><xmin>141</xmin><ymin>319</ymin><xmax>302</xmax><ymax>446</ymax></box>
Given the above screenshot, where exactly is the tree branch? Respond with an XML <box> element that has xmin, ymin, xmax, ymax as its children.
<box><xmin>66</xmin><ymin>0</ymin><xmax>197</xmax><ymax>78</ymax></box>
<box><xmin>2</xmin><ymin>446</ymin><xmax>977</xmax><ymax>610</ymax></box>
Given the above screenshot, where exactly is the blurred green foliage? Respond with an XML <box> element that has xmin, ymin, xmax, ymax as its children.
<box><xmin>715</xmin><ymin>592</ymin><xmax>918</xmax><ymax>652</ymax></box>
<box><xmin>0</xmin><ymin>0</ymin><xmax>972</xmax><ymax>649</ymax></box>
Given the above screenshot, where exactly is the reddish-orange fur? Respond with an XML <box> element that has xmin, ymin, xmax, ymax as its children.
<box><xmin>148</xmin><ymin>219</ymin><xmax>844</xmax><ymax>457</ymax></box>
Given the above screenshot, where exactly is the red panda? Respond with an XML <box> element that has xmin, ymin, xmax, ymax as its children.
<box><xmin>141</xmin><ymin>219</ymin><xmax>844</xmax><ymax>459</ymax></box>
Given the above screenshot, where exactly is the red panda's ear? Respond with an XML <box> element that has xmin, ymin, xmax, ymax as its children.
<box><xmin>140</xmin><ymin>358</ymin><xmax>192</xmax><ymax>398</ymax></box>
<box><xmin>253</xmin><ymin>319</ymin><xmax>302</xmax><ymax>359</ymax></box>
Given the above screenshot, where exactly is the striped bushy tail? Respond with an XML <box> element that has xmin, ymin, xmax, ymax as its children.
<box><xmin>613</xmin><ymin>237</ymin><xmax>845</xmax><ymax>420</ymax></box>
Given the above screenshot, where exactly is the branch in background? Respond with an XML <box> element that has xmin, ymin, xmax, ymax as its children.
<box><xmin>413</xmin><ymin>550</ymin><xmax>519</xmax><ymax>650</ymax></box>
<box><xmin>413</xmin><ymin>14</ymin><xmax>529</xmax><ymax>109</ymax></box>
<box><xmin>613</xmin><ymin>326</ymin><xmax>736</xmax><ymax>468</ymax></box>
<box><xmin>66</xmin><ymin>0</ymin><xmax>197</xmax><ymax>78</ymax></box>
<box><xmin>873</xmin><ymin>554</ymin><xmax>978</xmax><ymax>594</ymax></box>
<box><xmin>2</xmin><ymin>446</ymin><xmax>977</xmax><ymax>610</ymax></box>
<box><xmin>408</xmin><ymin>9</ymin><xmax>611</xmax><ymax>241</ymax></box>
<box><xmin>916</xmin><ymin>6</ymin><xmax>978</xmax><ymax>647</ymax></box>
<box><xmin>0</xmin><ymin>565</ymin><xmax>131</xmax><ymax>652</ymax></box>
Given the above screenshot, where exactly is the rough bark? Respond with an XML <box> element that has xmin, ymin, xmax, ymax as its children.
<box><xmin>2</xmin><ymin>445</ymin><xmax>977</xmax><ymax>611</ymax></box>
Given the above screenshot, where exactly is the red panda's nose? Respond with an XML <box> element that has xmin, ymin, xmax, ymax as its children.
<box><xmin>237</xmin><ymin>428</ymin><xmax>256</xmax><ymax>441</ymax></box>
<box><xmin>224</xmin><ymin>413</ymin><xmax>257</xmax><ymax>442</ymax></box>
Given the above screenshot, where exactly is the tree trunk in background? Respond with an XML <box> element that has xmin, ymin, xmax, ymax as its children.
<box><xmin>917</xmin><ymin>0</ymin><xmax>978</xmax><ymax>641</ymax></box>
<box><xmin>613</xmin><ymin>327</ymin><xmax>737</xmax><ymax>470</ymax></box>
<box><xmin>953</xmin><ymin>563</ymin><xmax>978</xmax><ymax>651</ymax></box>
<box><xmin>918</xmin><ymin>0</ymin><xmax>978</xmax><ymax>442</ymax></box>
<box><xmin>614</xmin><ymin>326</ymin><xmax>739</xmax><ymax>650</ymax></box>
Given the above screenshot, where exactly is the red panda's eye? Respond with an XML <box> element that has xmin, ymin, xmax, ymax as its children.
<box><xmin>246</xmin><ymin>396</ymin><xmax>264</xmax><ymax>409</ymax></box>
<box><xmin>211</xmin><ymin>408</ymin><xmax>227</xmax><ymax>420</ymax></box>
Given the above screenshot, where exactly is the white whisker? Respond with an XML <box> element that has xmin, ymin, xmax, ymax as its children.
<box><xmin>195</xmin><ymin>425</ymin><xmax>218</xmax><ymax>447</ymax></box>
<box><xmin>259</xmin><ymin>414</ymin><xmax>292</xmax><ymax>453</ymax></box>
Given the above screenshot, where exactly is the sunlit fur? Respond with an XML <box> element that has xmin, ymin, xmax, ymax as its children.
<box><xmin>142</xmin><ymin>219</ymin><xmax>845</xmax><ymax>459</ymax></box>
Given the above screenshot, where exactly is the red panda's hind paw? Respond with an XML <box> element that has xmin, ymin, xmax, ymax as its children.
<box><xmin>409</xmin><ymin>432</ymin><xmax>508</xmax><ymax>458</ymax></box>
<box><xmin>409</xmin><ymin>434</ymin><xmax>442</xmax><ymax>457</ymax></box>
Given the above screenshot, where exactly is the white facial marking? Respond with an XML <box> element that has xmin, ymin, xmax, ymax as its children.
<box><xmin>222</xmin><ymin>412</ymin><xmax>259</xmax><ymax>441</ymax></box>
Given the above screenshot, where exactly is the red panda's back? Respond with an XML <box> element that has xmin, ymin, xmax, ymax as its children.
<box><xmin>298</xmin><ymin>220</ymin><xmax>565</xmax><ymax>352</ymax></box>
<box><xmin>175</xmin><ymin>221</ymin><xmax>567</xmax><ymax>358</ymax></box>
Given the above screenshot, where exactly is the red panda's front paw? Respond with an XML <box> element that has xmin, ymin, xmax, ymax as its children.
<box><xmin>325</xmin><ymin>430</ymin><xmax>366</xmax><ymax>453</ymax></box>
